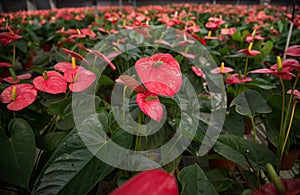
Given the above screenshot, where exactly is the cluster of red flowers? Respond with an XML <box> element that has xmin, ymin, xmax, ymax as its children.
<box><xmin>117</xmin><ymin>53</ymin><xmax>182</xmax><ymax>121</ymax></box>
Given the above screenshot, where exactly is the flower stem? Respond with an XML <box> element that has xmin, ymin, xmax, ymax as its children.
<box><xmin>277</xmin><ymin>77</ymin><xmax>286</xmax><ymax>159</ymax></box>
<box><xmin>245</xmin><ymin>149</ymin><xmax>261</xmax><ymax>188</ymax></box>
<box><xmin>280</xmin><ymin>101</ymin><xmax>297</xmax><ymax>159</ymax></box>
<box><xmin>243</xmin><ymin>56</ymin><xmax>249</xmax><ymax>76</ymax></box>
<box><xmin>250</xmin><ymin>117</ymin><xmax>257</xmax><ymax>143</ymax></box>
<box><xmin>266</xmin><ymin>163</ymin><xmax>285</xmax><ymax>195</ymax></box>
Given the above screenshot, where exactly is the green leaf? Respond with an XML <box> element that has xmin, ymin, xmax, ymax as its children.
<box><xmin>98</xmin><ymin>75</ymin><xmax>115</xmax><ymax>86</ymax></box>
<box><xmin>205</xmin><ymin>169</ymin><xmax>233</xmax><ymax>192</ymax></box>
<box><xmin>0</xmin><ymin>118</ymin><xmax>36</xmax><ymax>189</ymax></box>
<box><xmin>15</xmin><ymin>39</ymin><xmax>28</xmax><ymax>53</ymax></box>
<box><xmin>38</xmin><ymin>131</ymin><xmax>68</xmax><ymax>151</ymax></box>
<box><xmin>33</xmin><ymin>125</ymin><xmax>132</xmax><ymax>194</ymax></box>
<box><xmin>223</xmin><ymin>109</ymin><xmax>244</xmax><ymax>137</ymax></box>
<box><xmin>214</xmin><ymin>134</ymin><xmax>278</xmax><ymax>170</ymax></box>
<box><xmin>230</xmin><ymin>89</ymin><xmax>272</xmax><ymax>117</ymax></box>
<box><xmin>178</xmin><ymin>164</ymin><xmax>218</xmax><ymax>195</ymax></box>
<box><xmin>232</xmin><ymin>31</ymin><xmax>243</xmax><ymax>42</ymax></box>
<box><xmin>47</xmin><ymin>97</ymin><xmax>72</xmax><ymax>116</ymax></box>
<box><xmin>245</xmin><ymin>78</ymin><xmax>276</xmax><ymax>90</ymax></box>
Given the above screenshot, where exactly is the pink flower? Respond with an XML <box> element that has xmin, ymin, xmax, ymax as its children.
<box><xmin>86</xmin><ymin>49</ymin><xmax>116</xmax><ymax>70</ymax></box>
<box><xmin>0</xmin><ymin>62</ymin><xmax>12</xmax><ymax>67</ymax></box>
<box><xmin>110</xmin><ymin>169</ymin><xmax>179</xmax><ymax>195</ymax></box>
<box><xmin>135</xmin><ymin>53</ymin><xmax>182</xmax><ymax>97</ymax></box>
<box><xmin>62</xmin><ymin>48</ymin><xmax>90</xmax><ymax>65</ymax></box>
<box><xmin>0</xmin><ymin>32</ymin><xmax>23</xmax><ymax>46</ymax></box>
<box><xmin>64</xmin><ymin>66</ymin><xmax>96</xmax><ymax>92</ymax></box>
<box><xmin>116</xmin><ymin>75</ymin><xmax>146</xmax><ymax>93</ymax></box>
<box><xmin>237</xmin><ymin>48</ymin><xmax>261</xmax><ymax>56</ymax></box>
<box><xmin>211</xmin><ymin>62</ymin><xmax>234</xmax><ymax>74</ymax></box>
<box><xmin>2</xmin><ymin>73</ymin><xmax>31</xmax><ymax>84</ymax></box>
<box><xmin>191</xmin><ymin>66</ymin><xmax>205</xmax><ymax>78</ymax></box>
<box><xmin>33</xmin><ymin>71</ymin><xmax>67</xmax><ymax>94</ymax></box>
<box><xmin>136</xmin><ymin>91</ymin><xmax>163</xmax><ymax>121</ymax></box>
<box><xmin>225</xmin><ymin>73</ymin><xmax>252</xmax><ymax>84</ymax></box>
<box><xmin>285</xmin><ymin>45</ymin><xmax>300</xmax><ymax>57</ymax></box>
<box><xmin>248</xmin><ymin>69</ymin><xmax>295</xmax><ymax>81</ymax></box>
<box><xmin>0</xmin><ymin>84</ymin><xmax>37</xmax><ymax>111</ymax></box>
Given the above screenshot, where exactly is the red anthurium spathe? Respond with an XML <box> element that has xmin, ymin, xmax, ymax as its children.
<box><xmin>64</xmin><ymin>66</ymin><xmax>96</xmax><ymax>92</ymax></box>
<box><xmin>135</xmin><ymin>53</ymin><xmax>182</xmax><ymax>97</ymax></box>
<box><xmin>110</xmin><ymin>169</ymin><xmax>179</xmax><ymax>195</ymax></box>
<box><xmin>2</xmin><ymin>73</ymin><xmax>31</xmax><ymax>84</ymax></box>
<box><xmin>237</xmin><ymin>48</ymin><xmax>261</xmax><ymax>56</ymax></box>
<box><xmin>54</xmin><ymin>62</ymin><xmax>73</xmax><ymax>73</ymax></box>
<box><xmin>211</xmin><ymin>62</ymin><xmax>234</xmax><ymax>74</ymax></box>
<box><xmin>284</xmin><ymin>45</ymin><xmax>300</xmax><ymax>57</ymax></box>
<box><xmin>225</xmin><ymin>73</ymin><xmax>252</xmax><ymax>84</ymax></box>
<box><xmin>252</xmin><ymin>179</ymin><xmax>300</xmax><ymax>195</ymax></box>
<box><xmin>116</xmin><ymin>75</ymin><xmax>146</xmax><ymax>93</ymax></box>
<box><xmin>287</xmin><ymin>89</ymin><xmax>300</xmax><ymax>102</ymax></box>
<box><xmin>0</xmin><ymin>62</ymin><xmax>12</xmax><ymax>67</ymax></box>
<box><xmin>191</xmin><ymin>66</ymin><xmax>205</xmax><ymax>79</ymax></box>
<box><xmin>87</xmin><ymin>49</ymin><xmax>116</xmax><ymax>70</ymax></box>
<box><xmin>0</xmin><ymin>83</ymin><xmax>37</xmax><ymax>111</ymax></box>
<box><xmin>33</xmin><ymin>71</ymin><xmax>67</xmax><ymax>94</ymax></box>
<box><xmin>0</xmin><ymin>32</ymin><xmax>23</xmax><ymax>46</ymax></box>
<box><xmin>62</xmin><ymin>48</ymin><xmax>90</xmax><ymax>65</ymax></box>
<box><xmin>136</xmin><ymin>91</ymin><xmax>163</xmax><ymax>121</ymax></box>
<box><xmin>249</xmin><ymin>68</ymin><xmax>295</xmax><ymax>81</ymax></box>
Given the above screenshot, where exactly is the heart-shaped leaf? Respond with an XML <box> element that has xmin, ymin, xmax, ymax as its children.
<box><xmin>110</xmin><ymin>169</ymin><xmax>179</xmax><ymax>195</ymax></box>
<box><xmin>0</xmin><ymin>118</ymin><xmax>36</xmax><ymax>189</ymax></box>
<box><xmin>214</xmin><ymin>134</ymin><xmax>278</xmax><ymax>170</ymax></box>
<box><xmin>178</xmin><ymin>164</ymin><xmax>218</xmax><ymax>195</ymax></box>
<box><xmin>135</xmin><ymin>53</ymin><xmax>182</xmax><ymax>97</ymax></box>
<box><xmin>230</xmin><ymin>89</ymin><xmax>272</xmax><ymax>117</ymax></box>
<box><xmin>32</xmin><ymin>125</ymin><xmax>132</xmax><ymax>194</ymax></box>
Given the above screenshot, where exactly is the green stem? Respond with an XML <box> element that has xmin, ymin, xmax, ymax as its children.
<box><xmin>280</xmin><ymin>102</ymin><xmax>297</xmax><ymax>159</ymax></box>
<box><xmin>243</xmin><ymin>56</ymin><xmax>249</xmax><ymax>76</ymax></box>
<box><xmin>266</xmin><ymin>163</ymin><xmax>285</xmax><ymax>195</ymax></box>
<box><xmin>122</xmin><ymin>86</ymin><xmax>127</xmax><ymax>125</ymax></box>
<box><xmin>277</xmin><ymin>77</ymin><xmax>286</xmax><ymax>158</ymax></box>
<box><xmin>250</xmin><ymin>117</ymin><xmax>257</xmax><ymax>143</ymax></box>
<box><xmin>245</xmin><ymin>149</ymin><xmax>261</xmax><ymax>188</ymax></box>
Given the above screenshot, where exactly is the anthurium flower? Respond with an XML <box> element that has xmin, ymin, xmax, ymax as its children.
<box><xmin>110</xmin><ymin>169</ymin><xmax>178</xmax><ymax>195</ymax></box>
<box><xmin>2</xmin><ymin>73</ymin><xmax>31</xmax><ymax>84</ymax></box>
<box><xmin>0</xmin><ymin>62</ymin><xmax>12</xmax><ymax>67</ymax></box>
<box><xmin>54</xmin><ymin>62</ymin><xmax>73</xmax><ymax>72</ymax></box>
<box><xmin>116</xmin><ymin>75</ymin><xmax>146</xmax><ymax>93</ymax></box>
<box><xmin>220</xmin><ymin>27</ymin><xmax>236</xmax><ymax>36</ymax></box>
<box><xmin>245</xmin><ymin>34</ymin><xmax>264</xmax><ymax>43</ymax></box>
<box><xmin>64</xmin><ymin>66</ymin><xmax>96</xmax><ymax>92</ymax></box>
<box><xmin>179</xmin><ymin>52</ymin><xmax>196</xmax><ymax>59</ymax></box>
<box><xmin>249</xmin><ymin>69</ymin><xmax>295</xmax><ymax>81</ymax></box>
<box><xmin>154</xmin><ymin>40</ymin><xmax>173</xmax><ymax>47</ymax></box>
<box><xmin>191</xmin><ymin>66</ymin><xmax>205</xmax><ymax>79</ymax></box>
<box><xmin>269</xmin><ymin>59</ymin><xmax>298</xmax><ymax>72</ymax></box>
<box><xmin>0</xmin><ymin>83</ymin><xmax>37</xmax><ymax>111</ymax></box>
<box><xmin>284</xmin><ymin>45</ymin><xmax>300</xmax><ymax>57</ymax></box>
<box><xmin>225</xmin><ymin>73</ymin><xmax>252</xmax><ymax>84</ymax></box>
<box><xmin>33</xmin><ymin>71</ymin><xmax>67</xmax><ymax>94</ymax></box>
<box><xmin>62</xmin><ymin>48</ymin><xmax>90</xmax><ymax>65</ymax></box>
<box><xmin>86</xmin><ymin>49</ymin><xmax>116</xmax><ymax>70</ymax></box>
<box><xmin>0</xmin><ymin>32</ymin><xmax>23</xmax><ymax>46</ymax></box>
<box><xmin>136</xmin><ymin>91</ymin><xmax>163</xmax><ymax>121</ymax></box>
<box><xmin>211</xmin><ymin>62</ymin><xmax>234</xmax><ymax>74</ymax></box>
<box><xmin>287</xmin><ymin>89</ymin><xmax>300</xmax><ymax>102</ymax></box>
<box><xmin>135</xmin><ymin>53</ymin><xmax>182</xmax><ymax>97</ymax></box>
